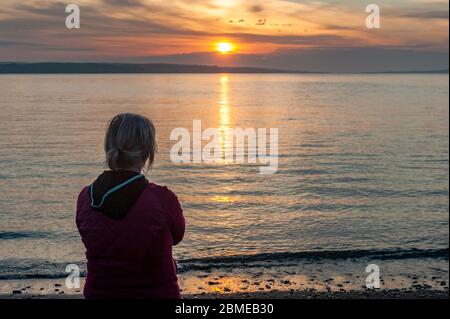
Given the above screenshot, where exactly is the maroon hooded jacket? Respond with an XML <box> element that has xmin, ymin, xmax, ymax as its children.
<box><xmin>76</xmin><ymin>171</ymin><xmax>185</xmax><ymax>299</ymax></box>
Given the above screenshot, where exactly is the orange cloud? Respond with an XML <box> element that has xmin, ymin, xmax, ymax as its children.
<box><xmin>0</xmin><ymin>0</ymin><xmax>447</xmax><ymax>61</ymax></box>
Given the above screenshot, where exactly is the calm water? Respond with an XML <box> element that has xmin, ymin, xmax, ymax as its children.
<box><xmin>0</xmin><ymin>74</ymin><xmax>448</xmax><ymax>278</ymax></box>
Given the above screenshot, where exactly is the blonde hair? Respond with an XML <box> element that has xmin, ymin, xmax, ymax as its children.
<box><xmin>104</xmin><ymin>113</ymin><xmax>157</xmax><ymax>173</ymax></box>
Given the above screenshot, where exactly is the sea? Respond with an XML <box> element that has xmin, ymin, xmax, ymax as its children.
<box><xmin>0</xmin><ymin>74</ymin><xmax>448</xmax><ymax>283</ymax></box>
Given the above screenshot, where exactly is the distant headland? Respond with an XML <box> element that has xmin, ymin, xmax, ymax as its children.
<box><xmin>0</xmin><ymin>63</ymin><xmax>447</xmax><ymax>74</ymax></box>
<box><xmin>0</xmin><ymin>63</ymin><xmax>310</xmax><ymax>74</ymax></box>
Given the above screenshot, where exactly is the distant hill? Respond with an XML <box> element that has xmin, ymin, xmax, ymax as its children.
<box><xmin>366</xmin><ymin>69</ymin><xmax>449</xmax><ymax>74</ymax></box>
<box><xmin>0</xmin><ymin>63</ymin><xmax>447</xmax><ymax>74</ymax></box>
<box><xmin>0</xmin><ymin>62</ymin><xmax>315</xmax><ymax>74</ymax></box>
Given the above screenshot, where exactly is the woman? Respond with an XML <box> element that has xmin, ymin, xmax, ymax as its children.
<box><xmin>76</xmin><ymin>113</ymin><xmax>185</xmax><ymax>299</ymax></box>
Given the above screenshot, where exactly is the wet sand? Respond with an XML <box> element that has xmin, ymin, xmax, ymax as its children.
<box><xmin>1</xmin><ymin>262</ymin><xmax>448</xmax><ymax>299</ymax></box>
<box><xmin>186</xmin><ymin>289</ymin><xmax>449</xmax><ymax>299</ymax></box>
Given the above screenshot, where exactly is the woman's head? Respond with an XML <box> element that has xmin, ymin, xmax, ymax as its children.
<box><xmin>104</xmin><ymin>113</ymin><xmax>157</xmax><ymax>173</ymax></box>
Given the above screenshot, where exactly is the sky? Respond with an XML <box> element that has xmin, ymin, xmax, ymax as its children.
<box><xmin>0</xmin><ymin>0</ymin><xmax>448</xmax><ymax>72</ymax></box>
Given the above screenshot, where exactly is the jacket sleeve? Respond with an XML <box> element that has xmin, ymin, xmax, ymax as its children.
<box><xmin>75</xmin><ymin>187</ymin><xmax>88</xmax><ymax>230</ymax></box>
<box><xmin>163</xmin><ymin>187</ymin><xmax>185</xmax><ymax>246</ymax></box>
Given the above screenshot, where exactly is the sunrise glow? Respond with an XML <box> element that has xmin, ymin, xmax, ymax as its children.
<box><xmin>0</xmin><ymin>1</ymin><xmax>447</xmax><ymax>69</ymax></box>
<box><xmin>215</xmin><ymin>42</ymin><xmax>235</xmax><ymax>54</ymax></box>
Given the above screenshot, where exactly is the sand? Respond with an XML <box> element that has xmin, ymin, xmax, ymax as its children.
<box><xmin>1</xmin><ymin>267</ymin><xmax>448</xmax><ymax>299</ymax></box>
<box><xmin>1</xmin><ymin>289</ymin><xmax>448</xmax><ymax>299</ymax></box>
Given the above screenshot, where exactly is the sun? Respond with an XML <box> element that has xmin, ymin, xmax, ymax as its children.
<box><xmin>215</xmin><ymin>42</ymin><xmax>235</xmax><ymax>54</ymax></box>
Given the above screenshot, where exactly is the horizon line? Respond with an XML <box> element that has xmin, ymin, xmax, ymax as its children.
<box><xmin>0</xmin><ymin>62</ymin><xmax>448</xmax><ymax>75</ymax></box>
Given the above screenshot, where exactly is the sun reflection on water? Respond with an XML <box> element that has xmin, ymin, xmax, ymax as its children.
<box><xmin>219</xmin><ymin>75</ymin><xmax>232</xmax><ymax>163</ymax></box>
<box><xmin>211</xmin><ymin>195</ymin><xmax>235</xmax><ymax>203</ymax></box>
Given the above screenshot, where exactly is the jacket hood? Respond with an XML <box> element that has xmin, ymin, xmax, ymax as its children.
<box><xmin>90</xmin><ymin>170</ymin><xmax>148</xmax><ymax>220</ymax></box>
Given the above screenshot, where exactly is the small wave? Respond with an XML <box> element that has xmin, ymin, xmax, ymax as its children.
<box><xmin>0</xmin><ymin>231</ymin><xmax>52</xmax><ymax>240</ymax></box>
<box><xmin>0</xmin><ymin>259</ymin><xmax>86</xmax><ymax>280</ymax></box>
<box><xmin>181</xmin><ymin>248</ymin><xmax>449</xmax><ymax>266</ymax></box>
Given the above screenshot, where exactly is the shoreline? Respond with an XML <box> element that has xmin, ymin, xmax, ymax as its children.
<box><xmin>2</xmin><ymin>262</ymin><xmax>448</xmax><ymax>302</ymax></box>
<box><xmin>1</xmin><ymin>259</ymin><xmax>448</xmax><ymax>299</ymax></box>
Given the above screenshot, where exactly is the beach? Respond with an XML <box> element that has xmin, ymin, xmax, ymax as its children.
<box><xmin>1</xmin><ymin>257</ymin><xmax>448</xmax><ymax>299</ymax></box>
<box><xmin>1</xmin><ymin>281</ymin><xmax>448</xmax><ymax>299</ymax></box>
